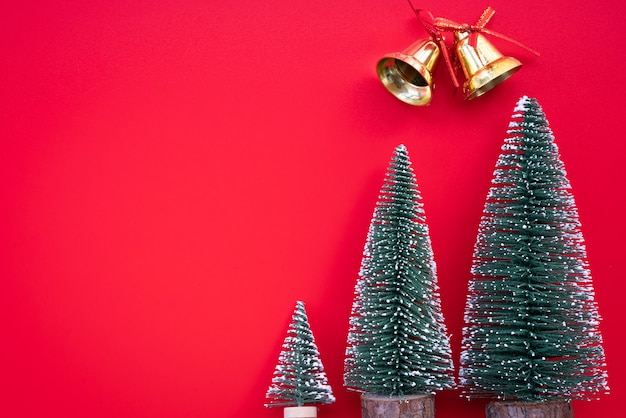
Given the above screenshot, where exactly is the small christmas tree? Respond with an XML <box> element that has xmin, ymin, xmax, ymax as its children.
<box><xmin>459</xmin><ymin>97</ymin><xmax>609</xmax><ymax>411</ymax></box>
<box><xmin>344</xmin><ymin>144</ymin><xmax>455</xmax><ymax>399</ymax></box>
<box><xmin>265</xmin><ymin>301</ymin><xmax>335</xmax><ymax>410</ymax></box>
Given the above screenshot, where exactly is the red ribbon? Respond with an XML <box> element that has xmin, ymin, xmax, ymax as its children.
<box><xmin>431</xmin><ymin>6</ymin><xmax>540</xmax><ymax>57</ymax></box>
<box><xmin>413</xmin><ymin>7</ymin><xmax>460</xmax><ymax>89</ymax></box>
<box><xmin>405</xmin><ymin>1</ymin><xmax>540</xmax><ymax>91</ymax></box>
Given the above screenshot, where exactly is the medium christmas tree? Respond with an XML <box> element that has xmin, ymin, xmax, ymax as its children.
<box><xmin>459</xmin><ymin>97</ymin><xmax>609</xmax><ymax>405</ymax></box>
<box><xmin>344</xmin><ymin>144</ymin><xmax>455</xmax><ymax>397</ymax></box>
<box><xmin>265</xmin><ymin>301</ymin><xmax>335</xmax><ymax>409</ymax></box>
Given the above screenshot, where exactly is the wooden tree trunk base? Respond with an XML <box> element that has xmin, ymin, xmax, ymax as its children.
<box><xmin>486</xmin><ymin>401</ymin><xmax>573</xmax><ymax>418</ymax></box>
<box><xmin>283</xmin><ymin>406</ymin><xmax>317</xmax><ymax>418</ymax></box>
<box><xmin>360</xmin><ymin>393</ymin><xmax>435</xmax><ymax>418</ymax></box>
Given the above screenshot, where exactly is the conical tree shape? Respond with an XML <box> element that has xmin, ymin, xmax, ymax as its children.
<box><xmin>459</xmin><ymin>96</ymin><xmax>609</xmax><ymax>401</ymax></box>
<box><xmin>266</xmin><ymin>301</ymin><xmax>335</xmax><ymax>408</ymax></box>
<box><xmin>344</xmin><ymin>144</ymin><xmax>455</xmax><ymax>396</ymax></box>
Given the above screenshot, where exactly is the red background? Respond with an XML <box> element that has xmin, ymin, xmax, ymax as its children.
<box><xmin>2</xmin><ymin>1</ymin><xmax>624</xmax><ymax>417</ymax></box>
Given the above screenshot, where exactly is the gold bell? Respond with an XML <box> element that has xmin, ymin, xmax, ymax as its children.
<box><xmin>454</xmin><ymin>31</ymin><xmax>522</xmax><ymax>100</ymax></box>
<box><xmin>376</xmin><ymin>38</ymin><xmax>441</xmax><ymax>106</ymax></box>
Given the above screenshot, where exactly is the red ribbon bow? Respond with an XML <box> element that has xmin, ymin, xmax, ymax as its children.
<box><xmin>406</xmin><ymin>1</ymin><xmax>540</xmax><ymax>91</ymax></box>
<box><xmin>431</xmin><ymin>6</ymin><xmax>540</xmax><ymax>56</ymax></box>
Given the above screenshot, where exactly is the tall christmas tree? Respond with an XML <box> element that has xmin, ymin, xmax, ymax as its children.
<box><xmin>459</xmin><ymin>96</ymin><xmax>609</xmax><ymax>403</ymax></box>
<box><xmin>344</xmin><ymin>144</ymin><xmax>455</xmax><ymax>396</ymax></box>
<box><xmin>265</xmin><ymin>301</ymin><xmax>335</xmax><ymax>408</ymax></box>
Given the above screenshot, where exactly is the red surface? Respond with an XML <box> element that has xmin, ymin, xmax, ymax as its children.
<box><xmin>2</xmin><ymin>1</ymin><xmax>624</xmax><ymax>417</ymax></box>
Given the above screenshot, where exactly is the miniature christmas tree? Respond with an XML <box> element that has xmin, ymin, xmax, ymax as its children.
<box><xmin>265</xmin><ymin>301</ymin><xmax>335</xmax><ymax>410</ymax></box>
<box><xmin>344</xmin><ymin>144</ymin><xmax>455</xmax><ymax>398</ymax></box>
<box><xmin>459</xmin><ymin>97</ymin><xmax>609</xmax><ymax>409</ymax></box>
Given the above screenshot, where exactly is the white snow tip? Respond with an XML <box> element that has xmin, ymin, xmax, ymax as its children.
<box><xmin>514</xmin><ymin>96</ymin><xmax>532</xmax><ymax>112</ymax></box>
